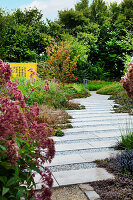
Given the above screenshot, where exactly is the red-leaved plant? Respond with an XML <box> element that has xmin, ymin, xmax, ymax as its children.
<box><xmin>38</xmin><ymin>40</ymin><xmax>79</xmax><ymax>83</ymax></box>
<box><xmin>0</xmin><ymin>59</ymin><xmax>55</xmax><ymax>200</ymax></box>
<box><xmin>121</xmin><ymin>62</ymin><xmax>133</xmax><ymax>99</ymax></box>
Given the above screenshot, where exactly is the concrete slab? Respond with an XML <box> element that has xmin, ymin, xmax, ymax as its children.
<box><xmin>70</xmin><ymin>115</ymin><xmax>132</xmax><ymax>122</ymax></box>
<box><xmin>72</xmin><ymin>120</ymin><xmax>129</xmax><ymax>127</ymax></box>
<box><xmin>85</xmin><ymin>191</ymin><xmax>101</xmax><ymax>200</ymax></box>
<box><xmin>80</xmin><ymin>151</ymin><xmax>118</xmax><ymax>162</ymax></box>
<box><xmin>88</xmin><ymin>140</ymin><xmax>118</xmax><ymax>148</ymax></box>
<box><xmin>45</xmin><ymin>154</ymin><xmax>86</xmax><ymax>166</ymax></box>
<box><xmin>63</xmin><ymin>125</ymin><xmax>123</xmax><ymax>134</ymax></box>
<box><xmin>59</xmin><ymin>133</ymin><xmax>99</xmax><ymax>141</ymax></box>
<box><xmin>55</xmin><ymin>142</ymin><xmax>93</xmax><ymax>152</ymax></box>
<box><xmin>52</xmin><ymin>168</ymin><xmax>114</xmax><ymax>186</ymax></box>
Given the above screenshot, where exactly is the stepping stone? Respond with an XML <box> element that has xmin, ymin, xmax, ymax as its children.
<box><xmin>45</xmin><ymin>154</ymin><xmax>86</xmax><ymax>166</ymax></box>
<box><xmin>45</xmin><ymin>151</ymin><xmax>118</xmax><ymax>167</ymax></box>
<box><xmin>63</xmin><ymin>125</ymin><xmax>124</xmax><ymax>134</ymax></box>
<box><xmin>72</xmin><ymin>119</ymin><xmax>129</xmax><ymax>127</ymax></box>
<box><xmin>52</xmin><ymin>168</ymin><xmax>114</xmax><ymax>186</ymax></box>
<box><xmin>70</xmin><ymin>115</ymin><xmax>132</xmax><ymax>122</ymax></box>
<box><xmin>55</xmin><ymin>142</ymin><xmax>93</xmax><ymax>152</ymax></box>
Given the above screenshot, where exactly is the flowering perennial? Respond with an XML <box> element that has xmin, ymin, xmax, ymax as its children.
<box><xmin>0</xmin><ymin>59</ymin><xmax>55</xmax><ymax>200</ymax></box>
<box><xmin>121</xmin><ymin>62</ymin><xmax>133</xmax><ymax>99</ymax></box>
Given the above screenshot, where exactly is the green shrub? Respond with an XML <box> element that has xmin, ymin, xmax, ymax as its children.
<box><xmin>87</xmin><ymin>80</ymin><xmax>113</xmax><ymax>91</ymax></box>
<box><xmin>12</xmin><ymin>77</ymin><xmax>67</xmax><ymax>108</ymax></box>
<box><xmin>54</xmin><ymin>128</ymin><xmax>64</xmax><ymax>137</ymax></box>
<box><xmin>97</xmin><ymin>82</ymin><xmax>123</xmax><ymax>95</ymax></box>
<box><xmin>115</xmin><ymin>128</ymin><xmax>133</xmax><ymax>150</ymax></box>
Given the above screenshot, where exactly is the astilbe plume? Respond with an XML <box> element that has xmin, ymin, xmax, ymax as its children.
<box><xmin>121</xmin><ymin>62</ymin><xmax>133</xmax><ymax>99</ymax></box>
<box><xmin>0</xmin><ymin>59</ymin><xmax>55</xmax><ymax>199</ymax></box>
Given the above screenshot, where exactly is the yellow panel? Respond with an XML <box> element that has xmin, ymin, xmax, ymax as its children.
<box><xmin>8</xmin><ymin>63</ymin><xmax>37</xmax><ymax>79</ymax></box>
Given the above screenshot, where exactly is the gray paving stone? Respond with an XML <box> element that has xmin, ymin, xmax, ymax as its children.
<box><xmin>88</xmin><ymin>140</ymin><xmax>117</xmax><ymax>148</ymax></box>
<box><xmin>69</xmin><ymin>113</ymin><xmax>130</xmax><ymax>119</ymax></box>
<box><xmin>70</xmin><ymin>115</ymin><xmax>132</xmax><ymax>122</ymax></box>
<box><xmin>72</xmin><ymin>119</ymin><xmax>129</xmax><ymax>127</ymax></box>
<box><xmin>45</xmin><ymin>154</ymin><xmax>86</xmax><ymax>166</ymax></box>
<box><xmin>55</xmin><ymin>142</ymin><xmax>93</xmax><ymax>152</ymax></box>
<box><xmin>79</xmin><ymin>184</ymin><xmax>94</xmax><ymax>191</ymax></box>
<box><xmin>80</xmin><ymin>151</ymin><xmax>118</xmax><ymax>162</ymax></box>
<box><xmin>59</xmin><ymin>133</ymin><xmax>99</xmax><ymax>141</ymax></box>
<box><xmin>63</xmin><ymin>125</ymin><xmax>124</xmax><ymax>134</ymax></box>
<box><xmin>52</xmin><ymin>168</ymin><xmax>114</xmax><ymax>186</ymax></box>
<box><xmin>85</xmin><ymin>190</ymin><xmax>101</xmax><ymax>200</ymax></box>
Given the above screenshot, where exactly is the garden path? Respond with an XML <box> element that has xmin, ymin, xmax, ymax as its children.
<box><xmin>35</xmin><ymin>91</ymin><xmax>133</xmax><ymax>189</ymax></box>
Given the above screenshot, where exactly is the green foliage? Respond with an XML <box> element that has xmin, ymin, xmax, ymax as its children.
<box><xmin>38</xmin><ymin>40</ymin><xmax>79</xmax><ymax>83</ymax></box>
<box><xmin>115</xmin><ymin>122</ymin><xmax>133</xmax><ymax>150</ymax></box>
<box><xmin>0</xmin><ymin>0</ymin><xmax>133</xmax><ymax>80</ymax></box>
<box><xmin>97</xmin><ymin>82</ymin><xmax>124</xmax><ymax>95</ymax></box>
<box><xmin>13</xmin><ymin>77</ymin><xmax>67</xmax><ymax>108</ymax></box>
<box><xmin>54</xmin><ymin>128</ymin><xmax>64</xmax><ymax>137</ymax></box>
<box><xmin>87</xmin><ymin>80</ymin><xmax>113</xmax><ymax>91</ymax></box>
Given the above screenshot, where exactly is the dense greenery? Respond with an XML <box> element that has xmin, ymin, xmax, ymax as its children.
<box><xmin>0</xmin><ymin>0</ymin><xmax>133</xmax><ymax>81</ymax></box>
<box><xmin>11</xmin><ymin>77</ymin><xmax>89</xmax><ymax>109</ymax></box>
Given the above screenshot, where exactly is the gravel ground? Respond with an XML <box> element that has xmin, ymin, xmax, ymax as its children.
<box><xmin>48</xmin><ymin>162</ymin><xmax>96</xmax><ymax>172</ymax></box>
<box><xmin>51</xmin><ymin>185</ymin><xmax>88</xmax><ymax>200</ymax></box>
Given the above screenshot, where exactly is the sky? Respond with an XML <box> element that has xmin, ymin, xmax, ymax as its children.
<box><xmin>0</xmin><ymin>0</ymin><xmax>123</xmax><ymax>21</ymax></box>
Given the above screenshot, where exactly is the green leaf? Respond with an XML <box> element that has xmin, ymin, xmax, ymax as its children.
<box><xmin>0</xmin><ymin>195</ymin><xmax>7</xmax><ymax>200</ymax></box>
<box><xmin>0</xmin><ymin>177</ymin><xmax>7</xmax><ymax>185</ymax></box>
<box><xmin>0</xmin><ymin>145</ymin><xmax>6</xmax><ymax>151</ymax></box>
<box><xmin>17</xmin><ymin>85</ymin><xmax>27</xmax><ymax>96</ymax></box>
<box><xmin>6</xmin><ymin>177</ymin><xmax>17</xmax><ymax>187</ymax></box>
<box><xmin>2</xmin><ymin>187</ymin><xmax>9</xmax><ymax>196</ymax></box>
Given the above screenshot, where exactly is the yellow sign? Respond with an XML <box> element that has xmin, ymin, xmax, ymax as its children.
<box><xmin>9</xmin><ymin>63</ymin><xmax>37</xmax><ymax>79</ymax></box>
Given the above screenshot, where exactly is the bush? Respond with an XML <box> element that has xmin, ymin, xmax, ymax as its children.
<box><xmin>38</xmin><ymin>40</ymin><xmax>79</xmax><ymax>83</ymax></box>
<box><xmin>121</xmin><ymin>62</ymin><xmax>133</xmax><ymax>99</ymax></box>
<box><xmin>116</xmin><ymin>150</ymin><xmax>133</xmax><ymax>175</ymax></box>
<box><xmin>0</xmin><ymin>60</ymin><xmax>55</xmax><ymax>199</ymax></box>
<box><xmin>97</xmin><ymin>82</ymin><xmax>123</xmax><ymax>95</ymax></box>
<box><xmin>87</xmin><ymin>80</ymin><xmax>113</xmax><ymax>91</ymax></box>
<box><xmin>12</xmin><ymin>77</ymin><xmax>68</xmax><ymax>108</ymax></box>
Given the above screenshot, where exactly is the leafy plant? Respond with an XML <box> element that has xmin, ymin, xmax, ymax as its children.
<box><xmin>54</xmin><ymin>128</ymin><xmax>64</xmax><ymax>137</ymax></box>
<box><xmin>38</xmin><ymin>40</ymin><xmax>79</xmax><ymax>83</ymax></box>
<box><xmin>121</xmin><ymin>62</ymin><xmax>133</xmax><ymax>99</ymax></box>
<box><xmin>0</xmin><ymin>60</ymin><xmax>55</xmax><ymax>199</ymax></box>
<box><xmin>116</xmin><ymin>150</ymin><xmax>133</xmax><ymax>174</ymax></box>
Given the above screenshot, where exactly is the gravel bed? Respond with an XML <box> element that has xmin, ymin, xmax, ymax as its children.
<box><xmin>51</xmin><ymin>185</ymin><xmax>88</xmax><ymax>200</ymax></box>
<box><xmin>55</xmin><ymin>137</ymin><xmax>120</xmax><ymax>144</ymax></box>
<box><xmin>55</xmin><ymin>147</ymin><xmax>115</xmax><ymax>155</ymax></box>
<box><xmin>48</xmin><ymin>162</ymin><xmax>96</xmax><ymax>172</ymax></box>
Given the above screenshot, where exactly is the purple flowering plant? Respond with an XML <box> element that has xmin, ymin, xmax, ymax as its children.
<box><xmin>0</xmin><ymin>60</ymin><xmax>55</xmax><ymax>200</ymax></box>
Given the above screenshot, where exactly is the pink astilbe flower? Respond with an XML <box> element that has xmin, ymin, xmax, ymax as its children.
<box><xmin>121</xmin><ymin>62</ymin><xmax>133</xmax><ymax>99</ymax></box>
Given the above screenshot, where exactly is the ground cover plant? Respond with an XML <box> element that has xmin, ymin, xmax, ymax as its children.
<box><xmin>64</xmin><ymin>83</ymin><xmax>90</xmax><ymax>99</ymax></box>
<box><xmin>0</xmin><ymin>60</ymin><xmax>55</xmax><ymax>199</ymax></box>
<box><xmin>87</xmin><ymin>80</ymin><xmax>113</xmax><ymax>91</ymax></box>
<box><xmin>12</xmin><ymin>77</ymin><xmax>89</xmax><ymax>110</ymax></box>
<box><xmin>97</xmin><ymin>82</ymin><xmax>133</xmax><ymax>113</ymax></box>
<box><xmin>37</xmin><ymin>105</ymin><xmax>72</xmax><ymax>130</ymax></box>
<box><xmin>91</xmin><ymin>155</ymin><xmax>133</xmax><ymax>200</ymax></box>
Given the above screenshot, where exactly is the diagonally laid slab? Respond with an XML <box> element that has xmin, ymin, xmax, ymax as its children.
<box><xmin>52</xmin><ymin>168</ymin><xmax>114</xmax><ymax>186</ymax></box>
